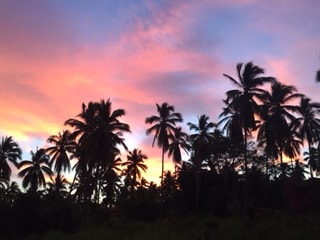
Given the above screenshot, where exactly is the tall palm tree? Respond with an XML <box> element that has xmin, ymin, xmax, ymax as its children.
<box><xmin>145</xmin><ymin>102</ymin><xmax>183</xmax><ymax>188</ymax></box>
<box><xmin>65</xmin><ymin>99</ymin><xmax>130</xmax><ymax>202</ymax></box>
<box><xmin>0</xmin><ymin>136</ymin><xmax>22</xmax><ymax>181</ymax></box>
<box><xmin>297</xmin><ymin>97</ymin><xmax>320</xmax><ymax>177</ymax></box>
<box><xmin>223</xmin><ymin>62</ymin><xmax>275</xmax><ymax>175</ymax></box>
<box><xmin>122</xmin><ymin>148</ymin><xmax>148</xmax><ymax>192</ymax></box>
<box><xmin>18</xmin><ymin>148</ymin><xmax>53</xmax><ymax>192</ymax></box>
<box><xmin>46</xmin><ymin>130</ymin><xmax>77</xmax><ymax>176</ymax></box>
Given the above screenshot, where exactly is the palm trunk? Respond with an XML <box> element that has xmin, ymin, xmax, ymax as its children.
<box><xmin>243</xmin><ymin>130</ymin><xmax>248</xmax><ymax>214</ymax></box>
<box><xmin>308</xmin><ymin>143</ymin><xmax>314</xmax><ymax>178</ymax></box>
<box><xmin>265</xmin><ymin>155</ymin><xmax>269</xmax><ymax>207</ymax></box>
<box><xmin>69</xmin><ymin>170</ymin><xmax>78</xmax><ymax>198</ymax></box>
<box><xmin>161</xmin><ymin>145</ymin><xmax>165</xmax><ymax>190</ymax></box>
<box><xmin>280</xmin><ymin>145</ymin><xmax>285</xmax><ymax>177</ymax></box>
<box><xmin>160</xmin><ymin>145</ymin><xmax>165</xmax><ymax>218</ymax></box>
<box><xmin>132</xmin><ymin>168</ymin><xmax>137</xmax><ymax>192</ymax></box>
<box><xmin>195</xmin><ymin>164</ymin><xmax>199</xmax><ymax>215</ymax></box>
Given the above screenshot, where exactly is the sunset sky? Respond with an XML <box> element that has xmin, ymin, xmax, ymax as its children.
<box><xmin>1</xmin><ymin>0</ymin><xmax>319</xmax><ymax>184</ymax></box>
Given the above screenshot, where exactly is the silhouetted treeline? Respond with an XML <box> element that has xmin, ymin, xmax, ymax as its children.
<box><xmin>1</xmin><ymin>62</ymin><xmax>320</xmax><ymax>238</ymax></box>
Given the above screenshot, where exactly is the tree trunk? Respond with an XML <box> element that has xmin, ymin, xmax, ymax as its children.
<box><xmin>243</xmin><ymin>131</ymin><xmax>248</xmax><ymax>214</ymax></box>
<box><xmin>195</xmin><ymin>165</ymin><xmax>199</xmax><ymax>215</ymax></box>
<box><xmin>308</xmin><ymin>143</ymin><xmax>314</xmax><ymax>178</ymax></box>
<box><xmin>161</xmin><ymin>145</ymin><xmax>165</xmax><ymax>190</ymax></box>
<box><xmin>280</xmin><ymin>145</ymin><xmax>285</xmax><ymax>177</ymax></box>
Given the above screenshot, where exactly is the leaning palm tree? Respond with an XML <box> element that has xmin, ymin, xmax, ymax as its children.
<box><xmin>145</xmin><ymin>102</ymin><xmax>183</xmax><ymax>188</ymax></box>
<box><xmin>122</xmin><ymin>148</ymin><xmax>148</xmax><ymax>192</ymax></box>
<box><xmin>223</xmin><ymin>62</ymin><xmax>275</xmax><ymax>175</ymax></box>
<box><xmin>46</xmin><ymin>130</ymin><xmax>77</xmax><ymax>176</ymax></box>
<box><xmin>18</xmin><ymin>148</ymin><xmax>53</xmax><ymax>192</ymax></box>
<box><xmin>0</xmin><ymin>136</ymin><xmax>22</xmax><ymax>181</ymax></box>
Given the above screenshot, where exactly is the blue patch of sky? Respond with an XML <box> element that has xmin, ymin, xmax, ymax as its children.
<box><xmin>54</xmin><ymin>0</ymin><xmax>137</xmax><ymax>45</ymax></box>
<box><xmin>189</xmin><ymin>4</ymin><xmax>280</xmax><ymax>62</ymax></box>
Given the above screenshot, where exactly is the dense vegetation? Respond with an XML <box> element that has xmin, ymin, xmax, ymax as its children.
<box><xmin>1</xmin><ymin>62</ymin><xmax>320</xmax><ymax>239</ymax></box>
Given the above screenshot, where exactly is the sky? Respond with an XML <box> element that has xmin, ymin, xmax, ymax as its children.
<box><xmin>1</xmin><ymin>0</ymin><xmax>320</xmax><ymax>184</ymax></box>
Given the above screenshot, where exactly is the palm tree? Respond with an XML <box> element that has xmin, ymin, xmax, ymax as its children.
<box><xmin>145</xmin><ymin>102</ymin><xmax>183</xmax><ymax>188</ymax></box>
<box><xmin>188</xmin><ymin>115</ymin><xmax>216</xmax><ymax>144</ymax></box>
<box><xmin>46</xmin><ymin>130</ymin><xmax>77</xmax><ymax>176</ymax></box>
<box><xmin>297</xmin><ymin>97</ymin><xmax>320</xmax><ymax>177</ymax></box>
<box><xmin>162</xmin><ymin>171</ymin><xmax>178</xmax><ymax>200</ymax></box>
<box><xmin>219</xmin><ymin>99</ymin><xmax>244</xmax><ymax>145</ymax></box>
<box><xmin>18</xmin><ymin>148</ymin><xmax>53</xmax><ymax>192</ymax></box>
<box><xmin>303</xmin><ymin>147</ymin><xmax>320</xmax><ymax>178</ymax></box>
<box><xmin>223</xmin><ymin>62</ymin><xmax>275</xmax><ymax>175</ymax></box>
<box><xmin>187</xmin><ymin>114</ymin><xmax>215</xmax><ymax>214</ymax></box>
<box><xmin>258</xmin><ymin>81</ymin><xmax>302</xmax><ymax>176</ymax></box>
<box><xmin>122</xmin><ymin>148</ymin><xmax>148</xmax><ymax>192</ymax></box>
<box><xmin>65</xmin><ymin>99</ymin><xmax>130</xmax><ymax>202</ymax></box>
<box><xmin>188</xmin><ymin>114</ymin><xmax>216</xmax><ymax>168</ymax></box>
<box><xmin>4</xmin><ymin>181</ymin><xmax>21</xmax><ymax>206</ymax></box>
<box><xmin>46</xmin><ymin>174</ymin><xmax>70</xmax><ymax>199</ymax></box>
<box><xmin>0</xmin><ymin>136</ymin><xmax>22</xmax><ymax>181</ymax></box>
<box><xmin>290</xmin><ymin>160</ymin><xmax>307</xmax><ymax>181</ymax></box>
<box><xmin>168</xmin><ymin>127</ymin><xmax>190</xmax><ymax>167</ymax></box>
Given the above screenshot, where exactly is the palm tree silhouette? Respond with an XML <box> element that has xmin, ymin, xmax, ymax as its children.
<box><xmin>46</xmin><ymin>174</ymin><xmax>70</xmax><ymax>200</ymax></box>
<box><xmin>223</xmin><ymin>62</ymin><xmax>275</xmax><ymax>176</ymax></box>
<box><xmin>0</xmin><ymin>136</ymin><xmax>22</xmax><ymax>181</ymax></box>
<box><xmin>145</xmin><ymin>102</ymin><xmax>183</xmax><ymax>188</ymax></box>
<box><xmin>303</xmin><ymin>147</ymin><xmax>320</xmax><ymax>178</ymax></box>
<box><xmin>162</xmin><ymin>171</ymin><xmax>178</xmax><ymax>200</ymax></box>
<box><xmin>122</xmin><ymin>148</ymin><xmax>148</xmax><ymax>192</ymax></box>
<box><xmin>187</xmin><ymin>114</ymin><xmax>216</xmax><ymax>214</ymax></box>
<box><xmin>168</xmin><ymin>127</ymin><xmax>190</xmax><ymax>166</ymax></box>
<box><xmin>102</xmin><ymin>154</ymin><xmax>122</xmax><ymax>207</ymax></box>
<box><xmin>18</xmin><ymin>148</ymin><xmax>53</xmax><ymax>192</ymax></box>
<box><xmin>258</xmin><ymin>81</ymin><xmax>302</xmax><ymax>177</ymax></box>
<box><xmin>219</xmin><ymin>99</ymin><xmax>244</xmax><ymax>145</ymax></box>
<box><xmin>65</xmin><ymin>99</ymin><xmax>130</xmax><ymax>202</ymax></box>
<box><xmin>297</xmin><ymin>97</ymin><xmax>320</xmax><ymax>178</ymax></box>
<box><xmin>46</xmin><ymin>130</ymin><xmax>77</xmax><ymax>177</ymax></box>
<box><xmin>4</xmin><ymin>181</ymin><xmax>21</xmax><ymax>206</ymax></box>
